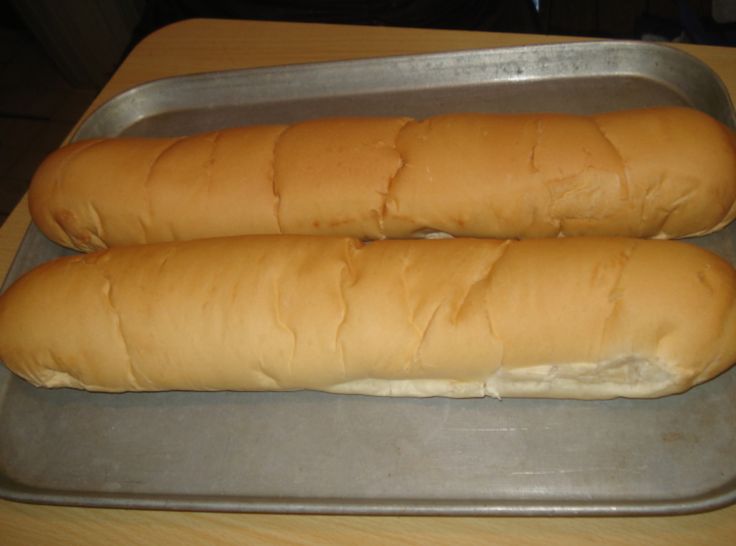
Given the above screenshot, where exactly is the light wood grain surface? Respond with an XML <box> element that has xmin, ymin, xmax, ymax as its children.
<box><xmin>1</xmin><ymin>19</ymin><xmax>735</xmax><ymax>545</ymax></box>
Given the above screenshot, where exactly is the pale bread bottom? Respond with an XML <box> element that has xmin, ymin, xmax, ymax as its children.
<box><xmin>325</xmin><ymin>356</ymin><xmax>676</xmax><ymax>399</ymax></box>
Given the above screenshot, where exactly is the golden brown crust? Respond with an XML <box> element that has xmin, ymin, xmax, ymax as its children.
<box><xmin>28</xmin><ymin>107</ymin><xmax>736</xmax><ymax>251</ymax></box>
<box><xmin>1</xmin><ymin>236</ymin><xmax>734</xmax><ymax>398</ymax></box>
<box><xmin>274</xmin><ymin>116</ymin><xmax>411</xmax><ymax>238</ymax></box>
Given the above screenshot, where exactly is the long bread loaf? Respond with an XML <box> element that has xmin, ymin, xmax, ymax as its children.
<box><xmin>1</xmin><ymin>235</ymin><xmax>734</xmax><ymax>399</ymax></box>
<box><xmin>29</xmin><ymin>107</ymin><xmax>736</xmax><ymax>251</ymax></box>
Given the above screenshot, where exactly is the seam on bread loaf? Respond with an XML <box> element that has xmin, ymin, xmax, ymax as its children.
<box><xmin>142</xmin><ymin>136</ymin><xmax>185</xmax><ymax>243</ymax></box>
<box><xmin>592</xmin><ymin>118</ymin><xmax>630</xmax><ymax>200</ymax></box>
<box><xmin>205</xmin><ymin>130</ymin><xmax>222</xmax><ymax>197</ymax></box>
<box><xmin>598</xmin><ymin>239</ymin><xmax>637</xmax><ymax>358</ymax></box>
<box><xmin>380</xmin><ymin>118</ymin><xmax>414</xmax><ymax>236</ymax></box>
<box><xmin>270</xmin><ymin>126</ymin><xmax>288</xmax><ymax>234</ymax></box>
<box><xmin>335</xmin><ymin>254</ymin><xmax>360</xmax><ymax>379</ymax></box>
<box><xmin>100</xmin><ymin>271</ymin><xmax>141</xmax><ymax>389</ymax></box>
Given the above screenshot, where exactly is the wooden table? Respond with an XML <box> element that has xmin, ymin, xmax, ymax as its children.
<box><xmin>1</xmin><ymin>19</ymin><xmax>735</xmax><ymax>545</ymax></box>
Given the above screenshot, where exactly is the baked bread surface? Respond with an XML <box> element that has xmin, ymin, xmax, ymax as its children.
<box><xmin>1</xmin><ymin>235</ymin><xmax>734</xmax><ymax>399</ymax></box>
<box><xmin>28</xmin><ymin>107</ymin><xmax>736</xmax><ymax>251</ymax></box>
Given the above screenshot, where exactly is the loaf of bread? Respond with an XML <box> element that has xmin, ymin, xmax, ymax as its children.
<box><xmin>29</xmin><ymin>107</ymin><xmax>736</xmax><ymax>251</ymax></box>
<box><xmin>1</xmin><ymin>235</ymin><xmax>734</xmax><ymax>399</ymax></box>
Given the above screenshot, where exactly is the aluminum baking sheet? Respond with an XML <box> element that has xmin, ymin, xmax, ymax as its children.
<box><xmin>1</xmin><ymin>41</ymin><xmax>735</xmax><ymax>515</ymax></box>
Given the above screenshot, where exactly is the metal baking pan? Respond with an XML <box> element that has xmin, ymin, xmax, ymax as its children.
<box><xmin>1</xmin><ymin>41</ymin><xmax>735</xmax><ymax>516</ymax></box>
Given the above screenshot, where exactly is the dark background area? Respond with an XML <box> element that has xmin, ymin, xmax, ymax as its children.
<box><xmin>128</xmin><ymin>0</ymin><xmax>735</xmax><ymax>44</ymax></box>
<box><xmin>3</xmin><ymin>0</ymin><xmax>735</xmax><ymax>92</ymax></box>
<box><xmin>0</xmin><ymin>0</ymin><xmax>734</xmax><ymax>224</ymax></box>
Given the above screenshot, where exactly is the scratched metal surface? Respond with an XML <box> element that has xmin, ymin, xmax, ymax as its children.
<box><xmin>0</xmin><ymin>41</ymin><xmax>735</xmax><ymax>515</ymax></box>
